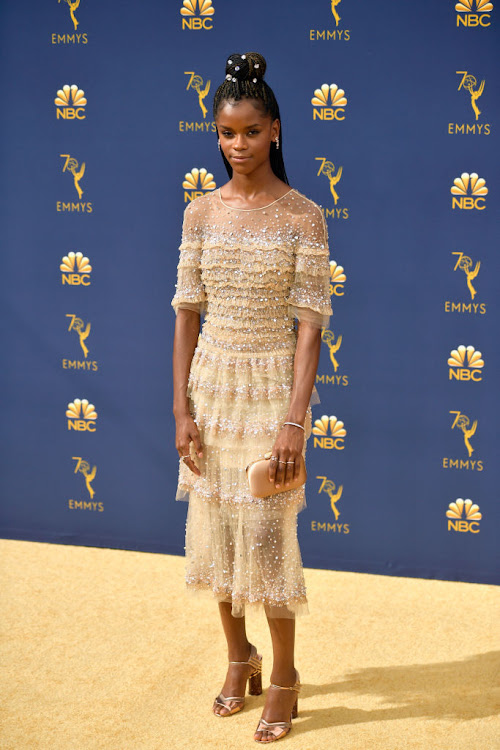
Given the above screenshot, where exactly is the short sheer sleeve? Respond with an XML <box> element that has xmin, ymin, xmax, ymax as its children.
<box><xmin>288</xmin><ymin>204</ymin><xmax>333</xmax><ymax>329</ymax></box>
<box><xmin>171</xmin><ymin>201</ymin><xmax>206</xmax><ymax>316</ymax></box>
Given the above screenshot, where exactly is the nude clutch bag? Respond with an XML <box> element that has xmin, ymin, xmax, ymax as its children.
<box><xmin>246</xmin><ymin>451</ymin><xmax>307</xmax><ymax>498</ymax></box>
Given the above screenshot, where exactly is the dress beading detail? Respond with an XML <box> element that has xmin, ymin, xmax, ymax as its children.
<box><xmin>171</xmin><ymin>188</ymin><xmax>333</xmax><ymax>618</ymax></box>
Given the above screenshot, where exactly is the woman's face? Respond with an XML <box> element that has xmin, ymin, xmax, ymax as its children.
<box><xmin>216</xmin><ymin>99</ymin><xmax>279</xmax><ymax>176</ymax></box>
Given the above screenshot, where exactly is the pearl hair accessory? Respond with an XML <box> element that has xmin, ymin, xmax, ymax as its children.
<box><xmin>228</xmin><ymin>59</ymin><xmax>232</xmax><ymax>64</ymax></box>
<box><xmin>252</xmin><ymin>78</ymin><xmax>257</xmax><ymax>83</ymax></box>
<box><xmin>241</xmin><ymin>54</ymin><xmax>246</xmax><ymax>59</ymax></box>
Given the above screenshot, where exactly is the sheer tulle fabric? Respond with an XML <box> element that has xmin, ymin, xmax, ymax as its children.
<box><xmin>172</xmin><ymin>188</ymin><xmax>332</xmax><ymax>618</ymax></box>
<box><xmin>185</xmin><ymin>494</ymin><xmax>310</xmax><ymax>619</ymax></box>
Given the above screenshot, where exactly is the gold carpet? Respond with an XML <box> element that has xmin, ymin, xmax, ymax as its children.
<box><xmin>1</xmin><ymin>539</ymin><xmax>499</xmax><ymax>750</ymax></box>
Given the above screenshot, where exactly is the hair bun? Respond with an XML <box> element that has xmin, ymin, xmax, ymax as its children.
<box><xmin>225</xmin><ymin>52</ymin><xmax>266</xmax><ymax>83</ymax></box>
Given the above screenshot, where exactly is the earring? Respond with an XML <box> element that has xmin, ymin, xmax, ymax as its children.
<box><xmin>217</xmin><ymin>138</ymin><xmax>221</xmax><ymax>151</ymax></box>
<box><xmin>275</xmin><ymin>137</ymin><xmax>279</xmax><ymax>150</ymax></box>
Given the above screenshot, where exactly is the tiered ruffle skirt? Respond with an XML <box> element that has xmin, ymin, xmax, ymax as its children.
<box><xmin>176</xmin><ymin>338</ymin><xmax>313</xmax><ymax>618</ymax></box>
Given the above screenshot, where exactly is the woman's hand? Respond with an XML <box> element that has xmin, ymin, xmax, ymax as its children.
<box><xmin>175</xmin><ymin>412</ymin><xmax>203</xmax><ymax>477</ymax></box>
<box><xmin>268</xmin><ymin>424</ymin><xmax>305</xmax><ymax>489</ymax></box>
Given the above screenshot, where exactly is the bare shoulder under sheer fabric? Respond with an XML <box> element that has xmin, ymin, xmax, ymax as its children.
<box><xmin>171</xmin><ymin>187</ymin><xmax>333</xmax><ymax>618</ymax></box>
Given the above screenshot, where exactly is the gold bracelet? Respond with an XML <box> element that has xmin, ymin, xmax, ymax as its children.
<box><xmin>282</xmin><ymin>421</ymin><xmax>305</xmax><ymax>431</ymax></box>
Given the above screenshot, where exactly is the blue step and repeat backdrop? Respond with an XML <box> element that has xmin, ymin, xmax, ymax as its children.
<box><xmin>1</xmin><ymin>0</ymin><xmax>499</xmax><ymax>584</ymax></box>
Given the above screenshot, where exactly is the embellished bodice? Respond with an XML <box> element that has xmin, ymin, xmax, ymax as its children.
<box><xmin>172</xmin><ymin>188</ymin><xmax>333</xmax><ymax>354</ymax></box>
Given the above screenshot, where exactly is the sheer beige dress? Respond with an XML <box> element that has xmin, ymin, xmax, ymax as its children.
<box><xmin>172</xmin><ymin>187</ymin><xmax>333</xmax><ymax>618</ymax></box>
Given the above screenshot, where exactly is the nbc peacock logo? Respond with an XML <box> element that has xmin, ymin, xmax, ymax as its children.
<box><xmin>455</xmin><ymin>0</ymin><xmax>493</xmax><ymax>27</ymax></box>
<box><xmin>330</xmin><ymin>260</ymin><xmax>346</xmax><ymax>297</ymax></box>
<box><xmin>312</xmin><ymin>414</ymin><xmax>346</xmax><ymax>450</ymax></box>
<box><xmin>451</xmin><ymin>172</ymin><xmax>487</xmax><ymax>209</ymax></box>
<box><xmin>60</xmin><ymin>252</ymin><xmax>92</xmax><ymax>286</ymax></box>
<box><xmin>312</xmin><ymin>84</ymin><xmax>347</xmax><ymax>121</ymax></box>
<box><xmin>310</xmin><ymin>474</ymin><xmax>349</xmax><ymax>533</ymax></box>
<box><xmin>55</xmin><ymin>84</ymin><xmax>87</xmax><ymax>119</ymax></box>
<box><xmin>448</xmin><ymin>345</ymin><xmax>484</xmax><ymax>381</ymax></box>
<box><xmin>446</xmin><ymin>499</ymin><xmax>481</xmax><ymax>533</ymax></box>
<box><xmin>66</xmin><ymin>398</ymin><xmax>98</xmax><ymax>432</ymax></box>
<box><xmin>183</xmin><ymin>168</ymin><xmax>216</xmax><ymax>202</ymax></box>
<box><xmin>180</xmin><ymin>0</ymin><xmax>214</xmax><ymax>30</ymax></box>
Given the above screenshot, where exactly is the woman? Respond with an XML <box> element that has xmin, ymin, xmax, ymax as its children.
<box><xmin>172</xmin><ymin>52</ymin><xmax>332</xmax><ymax>743</ymax></box>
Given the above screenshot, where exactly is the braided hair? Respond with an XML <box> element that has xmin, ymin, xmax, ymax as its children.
<box><xmin>213</xmin><ymin>52</ymin><xmax>289</xmax><ymax>184</ymax></box>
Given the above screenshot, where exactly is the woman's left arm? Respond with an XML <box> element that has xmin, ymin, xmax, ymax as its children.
<box><xmin>268</xmin><ymin>320</ymin><xmax>322</xmax><ymax>489</ymax></box>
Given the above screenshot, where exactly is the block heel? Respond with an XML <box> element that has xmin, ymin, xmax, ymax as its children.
<box><xmin>248</xmin><ymin>665</ymin><xmax>263</xmax><ymax>695</ymax></box>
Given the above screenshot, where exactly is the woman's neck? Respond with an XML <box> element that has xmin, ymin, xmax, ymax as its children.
<box><xmin>224</xmin><ymin>167</ymin><xmax>287</xmax><ymax>202</ymax></box>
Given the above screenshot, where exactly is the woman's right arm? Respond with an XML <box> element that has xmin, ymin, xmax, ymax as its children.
<box><xmin>173</xmin><ymin>308</ymin><xmax>203</xmax><ymax>476</ymax></box>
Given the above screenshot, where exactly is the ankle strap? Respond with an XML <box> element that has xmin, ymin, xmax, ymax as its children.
<box><xmin>269</xmin><ymin>667</ymin><xmax>300</xmax><ymax>692</ymax></box>
<box><xmin>269</xmin><ymin>681</ymin><xmax>300</xmax><ymax>693</ymax></box>
<box><xmin>228</xmin><ymin>645</ymin><xmax>262</xmax><ymax>672</ymax></box>
<box><xmin>230</xmin><ymin>655</ymin><xmax>261</xmax><ymax>669</ymax></box>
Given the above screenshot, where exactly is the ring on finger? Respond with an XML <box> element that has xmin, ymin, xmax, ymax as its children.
<box><xmin>270</xmin><ymin>456</ymin><xmax>279</xmax><ymax>462</ymax></box>
<box><xmin>278</xmin><ymin>460</ymin><xmax>287</xmax><ymax>464</ymax></box>
<box><xmin>180</xmin><ymin>454</ymin><xmax>190</xmax><ymax>460</ymax></box>
<box><xmin>286</xmin><ymin>460</ymin><xmax>295</xmax><ymax>464</ymax></box>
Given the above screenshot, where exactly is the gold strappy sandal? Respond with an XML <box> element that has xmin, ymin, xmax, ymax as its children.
<box><xmin>213</xmin><ymin>644</ymin><xmax>263</xmax><ymax>717</ymax></box>
<box><xmin>254</xmin><ymin>670</ymin><xmax>300</xmax><ymax>743</ymax></box>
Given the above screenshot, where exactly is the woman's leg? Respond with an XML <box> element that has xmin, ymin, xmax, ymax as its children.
<box><xmin>213</xmin><ymin>601</ymin><xmax>253</xmax><ymax>716</ymax></box>
<box><xmin>254</xmin><ymin>614</ymin><xmax>298</xmax><ymax>742</ymax></box>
